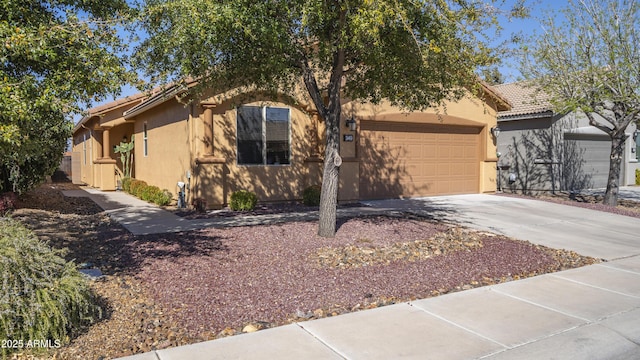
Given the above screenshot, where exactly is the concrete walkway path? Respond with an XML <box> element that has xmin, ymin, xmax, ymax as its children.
<box><xmin>62</xmin><ymin>187</ymin><xmax>640</xmax><ymax>359</ymax></box>
<box><xmin>62</xmin><ymin>187</ymin><xmax>397</xmax><ymax>235</ymax></box>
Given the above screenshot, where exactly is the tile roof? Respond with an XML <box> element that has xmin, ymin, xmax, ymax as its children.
<box><xmin>73</xmin><ymin>93</ymin><xmax>146</xmax><ymax>132</ymax></box>
<box><xmin>493</xmin><ymin>82</ymin><xmax>553</xmax><ymax>119</ymax></box>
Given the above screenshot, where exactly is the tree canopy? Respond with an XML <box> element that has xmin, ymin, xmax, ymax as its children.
<box><xmin>521</xmin><ymin>0</ymin><xmax>640</xmax><ymax>206</ymax></box>
<box><xmin>0</xmin><ymin>0</ymin><xmax>136</xmax><ymax>193</ymax></box>
<box><xmin>136</xmin><ymin>0</ymin><xmax>525</xmax><ymax>236</ymax></box>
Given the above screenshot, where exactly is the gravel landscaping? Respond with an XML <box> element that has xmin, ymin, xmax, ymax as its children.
<box><xmin>8</xmin><ymin>183</ymin><xmax>602</xmax><ymax>359</ymax></box>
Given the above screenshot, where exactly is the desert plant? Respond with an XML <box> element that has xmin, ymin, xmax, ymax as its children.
<box><xmin>121</xmin><ymin>177</ymin><xmax>132</xmax><ymax>193</ymax></box>
<box><xmin>127</xmin><ymin>179</ymin><xmax>147</xmax><ymax>197</ymax></box>
<box><xmin>192</xmin><ymin>197</ymin><xmax>207</xmax><ymax>212</ymax></box>
<box><xmin>229</xmin><ymin>190</ymin><xmax>257</xmax><ymax>211</ymax></box>
<box><xmin>140</xmin><ymin>185</ymin><xmax>161</xmax><ymax>202</ymax></box>
<box><xmin>0</xmin><ymin>218</ymin><xmax>102</xmax><ymax>356</ymax></box>
<box><xmin>302</xmin><ymin>185</ymin><xmax>321</xmax><ymax>206</ymax></box>
<box><xmin>154</xmin><ymin>189</ymin><xmax>173</xmax><ymax>206</ymax></box>
<box><xmin>114</xmin><ymin>135</ymin><xmax>134</xmax><ymax>178</ymax></box>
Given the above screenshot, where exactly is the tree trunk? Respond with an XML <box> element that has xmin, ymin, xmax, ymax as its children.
<box><xmin>317</xmin><ymin>110</ymin><xmax>340</xmax><ymax>237</ymax></box>
<box><xmin>603</xmin><ymin>135</ymin><xmax>625</xmax><ymax>206</ymax></box>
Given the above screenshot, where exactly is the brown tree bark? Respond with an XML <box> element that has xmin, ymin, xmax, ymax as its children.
<box><xmin>318</xmin><ymin>115</ymin><xmax>340</xmax><ymax>237</ymax></box>
<box><xmin>603</xmin><ymin>134</ymin><xmax>626</xmax><ymax>206</ymax></box>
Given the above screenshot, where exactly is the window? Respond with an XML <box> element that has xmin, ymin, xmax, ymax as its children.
<box><xmin>237</xmin><ymin>106</ymin><xmax>290</xmax><ymax>165</ymax></box>
<box><xmin>82</xmin><ymin>133</ymin><xmax>87</xmax><ymax>165</ymax></box>
<box><xmin>143</xmin><ymin>123</ymin><xmax>148</xmax><ymax>157</ymax></box>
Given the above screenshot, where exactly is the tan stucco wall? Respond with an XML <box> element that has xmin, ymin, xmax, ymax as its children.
<box><xmin>72</xmin><ymin>125</ymin><xmax>98</xmax><ymax>186</ymax></box>
<box><xmin>72</xmin><ymin>85</ymin><xmax>500</xmax><ymax>202</ymax></box>
<box><xmin>190</xmin><ymin>97</ymin><xmax>320</xmax><ymax>206</ymax></box>
<box><xmin>132</xmin><ymin>99</ymin><xmax>192</xmax><ymax>199</ymax></box>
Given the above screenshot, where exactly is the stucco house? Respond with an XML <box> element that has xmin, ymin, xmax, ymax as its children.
<box><xmin>72</xmin><ymin>83</ymin><xmax>510</xmax><ymax>208</ymax></box>
<box><xmin>493</xmin><ymin>82</ymin><xmax>639</xmax><ymax>194</ymax></box>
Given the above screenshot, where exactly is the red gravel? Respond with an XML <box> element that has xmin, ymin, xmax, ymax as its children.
<box><xmin>11</xmin><ymin>184</ymin><xmax>599</xmax><ymax>358</ymax></box>
<box><xmin>130</xmin><ymin>217</ymin><xmax>589</xmax><ymax>336</ymax></box>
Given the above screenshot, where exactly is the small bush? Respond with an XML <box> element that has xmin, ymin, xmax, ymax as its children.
<box><xmin>121</xmin><ymin>177</ymin><xmax>132</xmax><ymax>193</ymax></box>
<box><xmin>0</xmin><ymin>192</ymin><xmax>18</xmax><ymax>213</ymax></box>
<box><xmin>123</xmin><ymin>180</ymin><xmax>172</xmax><ymax>206</ymax></box>
<box><xmin>229</xmin><ymin>190</ymin><xmax>258</xmax><ymax>211</ymax></box>
<box><xmin>154</xmin><ymin>189</ymin><xmax>173</xmax><ymax>206</ymax></box>
<box><xmin>636</xmin><ymin>169</ymin><xmax>640</xmax><ymax>185</ymax></box>
<box><xmin>127</xmin><ymin>179</ymin><xmax>147</xmax><ymax>197</ymax></box>
<box><xmin>0</xmin><ymin>218</ymin><xmax>102</xmax><ymax>356</ymax></box>
<box><xmin>192</xmin><ymin>197</ymin><xmax>207</xmax><ymax>213</ymax></box>
<box><xmin>139</xmin><ymin>185</ymin><xmax>160</xmax><ymax>202</ymax></box>
<box><xmin>302</xmin><ymin>185</ymin><xmax>321</xmax><ymax>206</ymax></box>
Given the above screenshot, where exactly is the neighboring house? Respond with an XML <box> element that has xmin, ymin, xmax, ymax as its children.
<box><xmin>72</xmin><ymin>83</ymin><xmax>510</xmax><ymax>208</ymax></box>
<box><xmin>493</xmin><ymin>82</ymin><xmax>639</xmax><ymax>194</ymax></box>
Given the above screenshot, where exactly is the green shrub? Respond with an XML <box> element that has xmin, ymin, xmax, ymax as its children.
<box><xmin>229</xmin><ymin>190</ymin><xmax>258</xmax><ymax>211</ymax></box>
<box><xmin>139</xmin><ymin>185</ymin><xmax>160</xmax><ymax>202</ymax></box>
<box><xmin>302</xmin><ymin>185</ymin><xmax>321</xmax><ymax>206</ymax></box>
<box><xmin>127</xmin><ymin>179</ymin><xmax>147</xmax><ymax>197</ymax></box>
<box><xmin>154</xmin><ymin>189</ymin><xmax>173</xmax><ymax>206</ymax></box>
<box><xmin>0</xmin><ymin>218</ymin><xmax>102</xmax><ymax>356</ymax></box>
<box><xmin>636</xmin><ymin>169</ymin><xmax>640</xmax><ymax>185</ymax></box>
<box><xmin>121</xmin><ymin>177</ymin><xmax>132</xmax><ymax>193</ymax></box>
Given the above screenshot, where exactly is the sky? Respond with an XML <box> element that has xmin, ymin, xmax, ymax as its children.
<box><xmin>87</xmin><ymin>0</ymin><xmax>569</xmax><ymax>112</ymax></box>
<box><xmin>495</xmin><ymin>0</ymin><xmax>567</xmax><ymax>82</ymax></box>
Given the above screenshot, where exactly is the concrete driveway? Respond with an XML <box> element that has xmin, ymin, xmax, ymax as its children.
<box><xmin>582</xmin><ymin>185</ymin><xmax>640</xmax><ymax>202</ymax></box>
<box><xmin>363</xmin><ymin>193</ymin><xmax>640</xmax><ymax>261</ymax></box>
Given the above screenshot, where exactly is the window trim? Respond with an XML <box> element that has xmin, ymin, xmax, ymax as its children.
<box><xmin>236</xmin><ymin>105</ymin><xmax>291</xmax><ymax>166</ymax></box>
<box><xmin>82</xmin><ymin>133</ymin><xmax>87</xmax><ymax>165</ymax></box>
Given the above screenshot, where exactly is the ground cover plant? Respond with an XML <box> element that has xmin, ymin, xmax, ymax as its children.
<box><xmin>0</xmin><ymin>217</ymin><xmax>102</xmax><ymax>357</ymax></box>
<box><xmin>9</xmin><ymin>183</ymin><xmax>600</xmax><ymax>359</ymax></box>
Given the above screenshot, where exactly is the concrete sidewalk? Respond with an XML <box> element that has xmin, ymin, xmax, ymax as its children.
<box><xmin>63</xmin><ymin>187</ymin><xmax>640</xmax><ymax>359</ymax></box>
<box><xmin>118</xmin><ymin>257</ymin><xmax>640</xmax><ymax>360</ymax></box>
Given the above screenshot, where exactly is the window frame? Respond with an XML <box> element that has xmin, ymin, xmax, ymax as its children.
<box><xmin>82</xmin><ymin>133</ymin><xmax>87</xmax><ymax>165</ymax></box>
<box><xmin>236</xmin><ymin>105</ymin><xmax>291</xmax><ymax>166</ymax></box>
<box><xmin>143</xmin><ymin>123</ymin><xmax>148</xmax><ymax>157</ymax></box>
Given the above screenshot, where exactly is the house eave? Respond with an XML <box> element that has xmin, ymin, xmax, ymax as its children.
<box><xmin>123</xmin><ymin>85</ymin><xmax>189</xmax><ymax>120</ymax></box>
<box><xmin>73</xmin><ymin>95</ymin><xmax>145</xmax><ymax>134</ymax></box>
<box><xmin>498</xmin><ymin>110</ymin><xmax>554</xmax><ymax>122</ymax></box>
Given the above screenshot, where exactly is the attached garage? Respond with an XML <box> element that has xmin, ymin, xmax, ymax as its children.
<box><xmin>563</xmin><ymin>133</ymin><xmax>611</xmax><ymax>189</ymax></box>
<box><xmin>359</xmin><ymin>120</ymin><xmax>482</xmax><ymax>199</ymax></box>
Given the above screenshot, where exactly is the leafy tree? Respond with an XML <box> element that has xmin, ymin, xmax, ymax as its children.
<box><xmin>136</xmin><ymin>0</ymin><xmax>525</xmax><ymax>237</ymax></box>
<box><xmin>0</xmin><ymin>0</ymin><xmax>137</xmax><ymax>193</ymax></box>
<box><xmin>481</xmin><ymin>66</ymin><xmax>506</xmax><ymax>85</ymax></box>
<box><xmin>521</xmin><ymin>0</ymin><xmax>640</xmax><ymax>206</ymax></box>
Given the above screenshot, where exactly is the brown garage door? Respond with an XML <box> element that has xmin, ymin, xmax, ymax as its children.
<box><xmin>359</xmin><ymin>121</ymin><xmax>481</xmax><ymax>199</ymax></box>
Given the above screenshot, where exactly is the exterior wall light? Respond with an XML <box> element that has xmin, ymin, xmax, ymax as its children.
<box><xmin>345</xmin><ymin>117</ymin><xmax>357</xmax><ymax>131</ymax></box>
<box><xmin>490</xmin><ymin>126</ymin><xmax>501</xmax><ymax>139</ymax></box>
<box><xmin>633</xmin><ymin>129</ymin><xmax>639</xmax><ymax>142</ymax></box>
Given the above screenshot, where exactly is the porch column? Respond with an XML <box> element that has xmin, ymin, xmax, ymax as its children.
<box><xmin>102</xmin><ymin>126</ymin><xmax>112</xmax><ymax>159</ymax></box>
<box><xmin>95</xmin><ymin>130</ymin><xmax>103</xmax><ymax>159</ymax></box>
<box><xmin>195</xmin><ymin>102</ymin><xmax>226</xmax><ymax>209</ymax></box>
<box><xmin>196</xmin><ymin>102</ymin><xmax>225</xmax><ymax>164</ymax></box>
